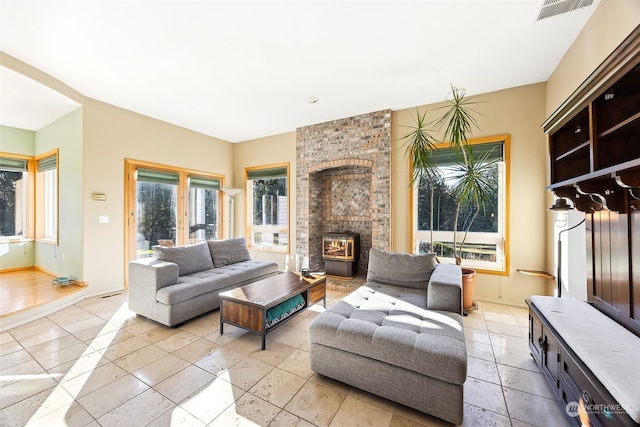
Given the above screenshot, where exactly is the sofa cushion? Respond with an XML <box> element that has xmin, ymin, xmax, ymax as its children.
<box><xmin>364</xmin><ymin>282</ymin><xmax>428</xmax><ymax>310</ymax></box>
<box><xmin>153</xmin><ymin>241</ymin><xmax>214</xmax><ymax>276</ymax></box>
<box><xmin>156</xmin><ymin>260</ymin><xmax>278</xmax><ymax>305</ymax></box>
<box><xmin>207</xmin><ymin>237</ymin><xmax>251</xmax><ymax>267</ymax></box>
<box><xmin>309</xmin><ymin>285</ymin><xmax>466</xmax><ymax>385</ymax></box>
<box><xmin>367</xmin><ymin>248</ymin><xmax>436</xmax><ymax>289</ymax></box>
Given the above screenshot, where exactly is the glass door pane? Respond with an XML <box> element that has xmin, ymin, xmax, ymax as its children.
<box><xmin>188</xmin><ymin>186</ymin><xmax>218</xmax><ymax>243</ymax></box>
<box><xmin>136</xmin><ymin>181</ymin><xmax>177</xmax><ymax>259</ymax></box>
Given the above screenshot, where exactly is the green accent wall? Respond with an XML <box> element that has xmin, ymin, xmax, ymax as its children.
<box><xmin>0</xmin><ymin>126</ymin><xmax>36</xmax><ymax>269</ymax></box>
<box><xmin>0</xmin><ymin>125</ymin><xmax>35</xmax><ymax>156</ymax></box>
<box><xmin>35</xmin><ymin>108</ymin><xmax>83</xmax><ymax>278</ymax></box>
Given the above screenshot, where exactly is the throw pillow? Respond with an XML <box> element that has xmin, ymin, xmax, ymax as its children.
<box><xmin>366</xmin><ymin>247</ymin><xmax>436</xmax><ymax>289</ymax></box>
<box><xmin>207</xmin><ymin>237</ymin><xmax>251</xmax><ymax>267</ymax></box>
<box><xmin>153</xmin><ymin>241</ymin><xmax>214</xmax><ymax>276</ymax></box>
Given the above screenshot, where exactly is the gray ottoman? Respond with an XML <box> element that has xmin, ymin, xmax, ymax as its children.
<box><xmin>309</xmin><ymin>249</ymin><xmax>466</xmax><ymax>424</ymax></box>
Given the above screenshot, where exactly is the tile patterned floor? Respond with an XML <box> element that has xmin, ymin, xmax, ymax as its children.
<box><xmin>0</xmin><ymin>289</ymin><xmax>573</xmax><ymax>426</ymax></box>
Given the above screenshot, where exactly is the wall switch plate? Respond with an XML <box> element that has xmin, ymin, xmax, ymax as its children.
<box><xmin>98</xmin><ymin>215</ymin><xmax>109</xmax><ymax>223</ymax></box>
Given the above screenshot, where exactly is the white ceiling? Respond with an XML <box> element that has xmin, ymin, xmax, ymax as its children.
<box><xmin>0</xmin><ymin>1</ymin><xmax>599</xmax><ymax>143</ymax></box>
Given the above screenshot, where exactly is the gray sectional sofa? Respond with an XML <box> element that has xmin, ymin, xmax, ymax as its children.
<box><xmin>128</xmin><ymin>237</ymin><xmax>279</xmax><ymax>327</ymax></box>
<box><xmin>309</xmin><ymin>248</ymin><xmax>467</xmax><ymax>425</ymax></box>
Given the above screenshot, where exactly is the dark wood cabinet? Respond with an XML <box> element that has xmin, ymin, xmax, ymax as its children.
<box><xmin>546</xmin><ymin>31</ymin><xmax>640</xmax><ymax>189</ymax></box>
<box><xmin>527</xmin><ymin>301</ymin><xmax>639</xmax><ymax>427</ymax></box>
<box><xmin>528</xmin><ymin>307</ymin><xmax>561</xmax><ymax>399</ymax></box>
<box><xmin>533</xmin><ymin>29</ymin><xmax>640</xmax><ymax>427</ymax></box>
<box><xmin>543</xmin><ymin>25</ymin><xmax>640</xmax><ymax>337</ymax></box>
<box><xmin>549</xmin><ymin>107</ymin><xmax>591</xmax><ymax>184</ymax></box>
<box><xmin>528</xmin><ymin>311</ymin><xmax>543</xmax><ymax>365</ymax></box>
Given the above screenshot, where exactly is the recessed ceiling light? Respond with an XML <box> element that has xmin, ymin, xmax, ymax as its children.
<box><xmin>306</xmin><ymin>97</ymin><xmax>319</xmax><ymax>104</ymax></box>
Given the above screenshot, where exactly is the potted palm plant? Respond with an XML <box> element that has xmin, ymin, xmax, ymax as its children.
<box><xmin>402</xmin><ymin>84</ymin><xmax>497</xmax><ymax>311</ymax></box>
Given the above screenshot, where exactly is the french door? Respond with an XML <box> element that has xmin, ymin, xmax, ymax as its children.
<box><xmin>124</xmin><ymin>160</ymin><xmax>223</xmax><ymax>283</ymax></box>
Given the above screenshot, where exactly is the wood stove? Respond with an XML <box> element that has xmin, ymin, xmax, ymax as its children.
<box><xmin>322</xmin><ymin>231</ymin><xmax>360</xmax><ymax>277</ymax></box>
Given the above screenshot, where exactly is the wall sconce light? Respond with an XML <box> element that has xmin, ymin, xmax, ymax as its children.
<box><xmin>92</xmin><ymin>193</ymin><xmax>107</xmax><ymax>201</ymax></box>
<box><xmin>221</xmin><ymin>188</ymin><xmax>242</xmax><ymax>239</ymax></box>
<box><xmin>548</xmin><ymin>197</ymin><xmax>572</xmax><ymax>227</ymax></box>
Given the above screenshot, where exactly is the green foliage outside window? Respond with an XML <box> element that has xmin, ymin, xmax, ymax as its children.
<box><xmin>416</xmin><ymin>164</ymin><xmax>499</xmax><ymax>234</ymax></box>
<box><xmin>137</xmin><ymin>182</ymin><xmax>177</xmax><ymax>247</ymax></box>
<box><xmin>252</xmin><ymin>177</ymin><xmax>286</xmax><ymax>226</ymax></box>
<box><xmin>0</xmin><ymin>170</ymin><xmax>23</xmax><ymax>237</ymax></box>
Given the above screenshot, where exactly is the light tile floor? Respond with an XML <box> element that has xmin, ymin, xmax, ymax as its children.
<box><xmin>0</xmin><ymin>289</ymin><xmax>573</xmax><ymax>426</ymax></box>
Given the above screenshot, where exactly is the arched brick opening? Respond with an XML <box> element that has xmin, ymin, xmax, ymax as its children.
<box><xmin>295</xmin><ymin>110</ymin><xmax>391</xmax><ymax>274</ymax></box>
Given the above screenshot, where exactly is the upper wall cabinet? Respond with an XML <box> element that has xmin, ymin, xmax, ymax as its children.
<box><xmin>549</xmin><ymin>106</ymin><xmax>591</xmax><ymax>184</ymax></box>
<box><xmin>543</xmin><ymin>25</ymin><xmax>640</xmax><ymax>212</ymax></box>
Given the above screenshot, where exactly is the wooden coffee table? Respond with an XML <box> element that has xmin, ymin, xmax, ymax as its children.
<box><xmin>219</xmin><ymin>271</ymin><xmax>326</xmax><ymax>350</ymax></box>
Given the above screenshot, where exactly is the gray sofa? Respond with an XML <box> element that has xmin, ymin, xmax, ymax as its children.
<box><xmin>309</xmin><ymin>248</ymin><xmax>466</xmax><ymax>425</ymax></box>
<box><xmin>129</xmin><ymin>237</ymin><xmax>279</xmax><ymax>327</ymax></box>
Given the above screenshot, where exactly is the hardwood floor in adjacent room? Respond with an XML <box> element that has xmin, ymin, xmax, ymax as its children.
<box><xmin>0</xmin><ymin>269</ymin><xmax>83</xmax><ymax>318</ymax></box>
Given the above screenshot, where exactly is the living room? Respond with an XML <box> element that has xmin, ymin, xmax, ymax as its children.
<box><xmin>1</xmin><ymin>1</ymin><xmax>639</xmax><ymax>426</ymax></box>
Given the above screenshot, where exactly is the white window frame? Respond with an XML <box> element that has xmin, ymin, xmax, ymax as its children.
<box><xmin>187</xmin><ymin>175</ymin><xmax>220</xmax><ymax>243</ymax></box>
<box><xmin>43</xmin><ymin>168</ymin><xmax>57</xmax><ymax>240</ymax></box>
<box><xmin>36</xmin><ymin>150</ymin><xmax>59</xmax><ymax>245</ymax></box>
<box><xmin>245</xmin><ymin>163</ymin><xmax>290</xmax><ymax>253</ymax></box>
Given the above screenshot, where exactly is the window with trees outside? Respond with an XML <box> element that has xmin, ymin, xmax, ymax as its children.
<box><xmin>412</xmin><ymin>137</ymin><xmax>509</xmax><ymax>273</ymax></box>
<box><xmin>0</xmin><ymin>155</ymin><xmax>31</xmax><ymax>239</ymax></box>
<box><xmin>135</xmin><ymin>168</ymin><xmax>179</xmax><ymax>255</ymax></box>
<box><xmin>245</xmin><ymin>163</ymin><xmax>289</xmax><ymax>252</ymax></box>
<box><xmin>125</xmin><ymin>160</ymin><xmax>222</xmax><ymax>261</ymax></box>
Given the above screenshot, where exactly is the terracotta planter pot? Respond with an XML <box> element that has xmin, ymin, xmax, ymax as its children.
<box><xmin>461</xmin><ymin>268</ymin><xmax>477</xmax><ymax>310</ymax></box>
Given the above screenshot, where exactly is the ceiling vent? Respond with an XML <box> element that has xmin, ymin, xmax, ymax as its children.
<box><xmin>535</xmin><ymin>0</ymin><xmax>597</xmax><ymax>21</ymax></box>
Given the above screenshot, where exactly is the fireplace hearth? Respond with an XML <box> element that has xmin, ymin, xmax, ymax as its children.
<box><xmin>323</xmin><ymin>231</ymin><xmax>360</xmax><ymax>277</ymax></box>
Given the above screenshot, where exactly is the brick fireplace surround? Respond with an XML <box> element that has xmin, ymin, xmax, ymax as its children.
<box><xmin>295</xmin><ymin>109</ymin><xmax>392</xmax><ymax>274</ymax></box>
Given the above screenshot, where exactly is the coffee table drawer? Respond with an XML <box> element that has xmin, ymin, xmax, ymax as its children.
<box><xmin>309</xmin><ymin>283</ymin><xmax>326</xmax><ymax>305</ymax></box>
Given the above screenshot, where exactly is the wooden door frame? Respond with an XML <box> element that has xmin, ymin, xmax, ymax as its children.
<box><xmin>123</xmin><ymin>159</ymin><xmax>225</xmax><ymax>286</ymax></box>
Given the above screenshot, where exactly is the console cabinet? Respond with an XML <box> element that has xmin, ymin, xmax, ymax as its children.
<box><xmin>528</xmin><ymin>301</ymin><xmax>638</xmax><ymax>427</ymax></box>
<box><xmin>528</xmin><ymin>309</ymin><xmax>561</xmax><ymax>399</ymax></box>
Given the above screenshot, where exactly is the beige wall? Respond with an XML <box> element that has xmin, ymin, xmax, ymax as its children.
<box><xmin>232</xmin><ymin>132</ymin><xmax>296</xmax><ymax>270</ymax></box>
<box><xmin>394</xmin><ymin>83</ymin><xmax>550</xmax><ymax>306</ymax></box>
<box><xmin>82</xmin><ymin>98</ymin><xmax>234</xmax><ymax>296</ymax></box>
<box><xmin>233</xmin><ymin>83</ymin><xmax>549</xmax><ymax>307</ymax></box>
<box><xmin>546</xmin><ymin>0</ymin><xmax>640</xmax><ymax>115</ymax></box>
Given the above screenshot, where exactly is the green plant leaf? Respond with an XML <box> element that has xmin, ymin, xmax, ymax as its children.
<box><xmin>400</xmin><ymin>108</ymin><xmax>441</xmax><ymax>186</ymax></box>
<box><xmin>434</xmin><ymin>84</ymin><xmax>483</xmax><ymax>154</ymax></box>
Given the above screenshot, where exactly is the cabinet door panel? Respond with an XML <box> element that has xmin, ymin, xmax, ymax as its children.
<box><xmin>542</xmin><ymin>331</ymin><xmax>561</xmax><ymax>398</ymax></box>
<box><xmin>631</xmin><ymin>210</ymin><xmax>640</xmax><ymax>333</ymax></box>
<box><xmin>529</xmin><ymin>312</ymin><xmax>543</xmax><ymax>365</ymax></box>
